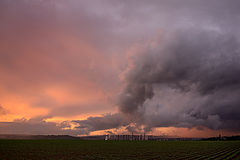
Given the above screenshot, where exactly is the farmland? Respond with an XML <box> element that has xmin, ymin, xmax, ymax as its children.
<box><xmin>0</xmin><ymin>140</ymin><xmax>240</xmax><ymax>160</ymax></box>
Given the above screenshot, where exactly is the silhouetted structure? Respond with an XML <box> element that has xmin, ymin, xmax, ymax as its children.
<box><xmin>105</xmin><ymin>134</ymin><xmax>148</xmax><ymax>141</ymax></box>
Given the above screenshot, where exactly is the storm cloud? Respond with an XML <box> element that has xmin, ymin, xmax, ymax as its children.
<box><xmin>119</xmin><ymin>29</ymin><xmax>240</xmax><ymax>132</ymax></box>
<box><xmin>73</xmin><ymin>113</ymin><xmax>130</xmax><ymax>134</ymax></box>
<box><xmin>76</xmin><ymin>0</ymin><xmax>240</xmax><ymax>133</ymax></box>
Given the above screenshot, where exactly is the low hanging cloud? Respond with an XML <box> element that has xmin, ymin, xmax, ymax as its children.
<box><xmin>73</xmin><ymin>113</ymin><xmax>130</xmax><ymax>134</ymax></box>
<box><xmin>0</xmin><ymin>117</ymin><xmax>82</xmax><ymax>136</ymax></box>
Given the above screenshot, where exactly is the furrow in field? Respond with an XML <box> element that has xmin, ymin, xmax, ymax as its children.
<box><xmin>208</xmin><ymin>147</ymin><xmax>240</xmax><ymax>160</ymax></box>
<box><xmin>177</xmin><ymin>146</ymin><xmax>232</xmax><ymax>160</ymax></box>
<box><xmin>224</xmin><ymin>148</ymin><xmax>240</xmax><ymax>160</ymax></box>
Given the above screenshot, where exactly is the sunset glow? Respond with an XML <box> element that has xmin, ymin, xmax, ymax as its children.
<box><xmin>1</xmin><ymin>0</ymin><xmax>240</xmax><ymax>137</ymax></box>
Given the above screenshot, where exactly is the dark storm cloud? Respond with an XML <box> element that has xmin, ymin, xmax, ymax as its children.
<box><xmin>73</xmin><ymin>113</ymin><xmax>129</xmax><ymax>134</ymax></box>
<box><xmin>119</xmin><ymin>28</ymin><xmax>240</xmax><ymax>131</ymax></box>
<box><xmin>72</xmin><ymin>0</ymin><xmax>240</xmax><ymax>134</ymax></box>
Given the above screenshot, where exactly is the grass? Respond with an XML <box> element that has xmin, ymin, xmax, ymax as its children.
<box><xmin>0</xmin><ymin>140</ymin><xmax>240</xmax><ymax>160</ymax></box>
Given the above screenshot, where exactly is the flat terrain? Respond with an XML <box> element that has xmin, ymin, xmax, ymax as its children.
<box><xmin>0</xmin><ymin>140</ymin><xmax>240</xmax><ymax>160</ymax></box>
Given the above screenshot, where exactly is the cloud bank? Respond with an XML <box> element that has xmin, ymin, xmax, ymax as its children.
<box><xmin>0</xmin><ymin>117</ymin><xmax>81</xmax><ymax>135</ymax></box>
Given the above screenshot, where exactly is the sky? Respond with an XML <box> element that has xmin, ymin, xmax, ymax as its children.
<box><xmin>0</xmin><ymin>0</ymin><xmax>240</xmax><ymax>137</ymax></box>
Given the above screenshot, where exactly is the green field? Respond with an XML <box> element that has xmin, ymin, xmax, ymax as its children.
<box><xmin>0</xmin><ymin>140</ymin><xmax>240</xmax><ymax>160</ymax></box>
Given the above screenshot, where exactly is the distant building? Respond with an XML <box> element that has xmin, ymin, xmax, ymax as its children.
<box><xmin>104</xmin><ymin>134</ymin><xmax>202</xmax><ymax>141</ymax></box>
<box><xmin>105</xmin><ymin>134</ymin><xmax>148</xmax><ymax>141</ymax></box>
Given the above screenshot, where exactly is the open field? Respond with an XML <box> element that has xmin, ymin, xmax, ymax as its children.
<box><xmin>0</xmin><ymin>140</ymin><xmax>240</xmax><ymax>160</ymax></box>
